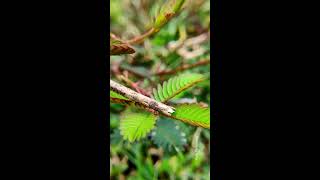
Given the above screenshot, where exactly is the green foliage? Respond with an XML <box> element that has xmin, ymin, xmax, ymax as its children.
<box><xmin>122</xmin><ymin>143</ymin><xmax>157</xmax><ymax>180</ymax></box>
<box><xmin>110</xmin><ymin>90</ymin><xmax>128</xmax><ymax>100</ymax></box>
<box><xmin>119</xmin><ymin>109</ymin><xmax>157</xmax><ymax>142</ymax></box>
<box><xmin>151</xmin><ymin>118</ymin><xmax>187</xmax><ymax>152</ymax></box>
<box><xmin>110</xmin><ymin>0</ymin><xmax>210</xmax><ymax>178</ymax></box>
<box><xmin>110</xmin><ymin>90</ymin><xmax>133</xmax><ymax>105</ymax></box>
<box><xmin>152</xmin><ymin>73</ymin><xmax>205</xmax><ymax>103</ymax></box>
<box><xmin>172</xmin><ymin>103</ymin><xmax>210</xmax><ymax>128</ymax></box>
<box><xmin>110</xmin><ymin>129</ymin><xmax>122</xmax><ymax>145</ymax></box>
<box><xmin>154</xmin><ymin>0</ymin><xmax>185</xmax><ymax>31</ymax></box>
<box><xmin>111</xmin><ymin>72</ymin><xmax>210</xmax><ymax>144</ymax></box>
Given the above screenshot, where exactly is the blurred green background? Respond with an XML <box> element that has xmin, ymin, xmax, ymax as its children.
<box><xmin>110</xmin><ymin>0</ymin><xmax>210</xmax><ymax>179</ymax></box>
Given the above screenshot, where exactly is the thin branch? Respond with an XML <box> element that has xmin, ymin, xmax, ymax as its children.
<box><xmin>110</xmin><ymin>97</ymin><xmax>159</xmax><ymax>115</ymax></box>
<box><xmin>118</xmin><ymin>75</ymin><xmax>151</xmax><ymax>97</ymax></box>
<box><xmin>155</xmin><ymin>59</ymin><xmax>210</xmax><ymax>75</ymax></box>
<box><xmin>110</xmin><ymin>80</ymin><xmax>175</xmax><ymax>116</ymax></box>
<box><xmin>126</xmin><ymin>28</ymin><xmax>155</xmax><ymax>45</ymax></box>
<box><xmin>183</xmin><ymin>33</ymin><xmax>209</xmax><ymax>47</ymax></box>
<box><xmin>177</xmin><ymin>47</ymin><xmax>207</xmax><ymax>59</ymax></box>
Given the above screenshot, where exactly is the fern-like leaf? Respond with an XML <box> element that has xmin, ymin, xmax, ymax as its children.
<box><xmin>151</xmin><ymin>118</ymin><xmax>187</xmax><ymax>152</ymax></box>
<box><xmin>171</xmin><ymin>103</ymin><xmax>210</xmax><ymax>129</ymax></box>
<box><xmin>152</xmin><ymin>73</ymin><xmax>205</xmax><ymax>103</ymax></box>
<box><xmin>120</xmin><ymin>109</ymin><xmax>157</xmax><ymax>142</ymax></box>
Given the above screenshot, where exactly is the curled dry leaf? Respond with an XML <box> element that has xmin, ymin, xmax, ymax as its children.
<box><xmin>110</xmin><ymin>33</ymin><xmax>135</xmax><ymax>55</ymax></box>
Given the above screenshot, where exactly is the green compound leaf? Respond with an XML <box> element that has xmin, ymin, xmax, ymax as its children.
<box><xmin>120</xmin><ymin>110</ymin><xmax>157</xmax><ymax>142</ymax></box>
<box><xmin>152</xmin><ymin>73</ymin><xmax>205</xmax><ymax>103</ymax></box>
<box><xmin>171</xmin><ymin>103</ymin><xmax>210</xmax><ymax>129</ymax></box>
<box><xmin>151</xmin><ymin>118</ymin><xmax>187</xmax><ymax>152</ymax></box>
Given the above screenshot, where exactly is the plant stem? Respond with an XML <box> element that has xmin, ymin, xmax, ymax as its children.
<box><xmin>110</xmin><ymin>97</ymin><xmax>159</xmax><ymax>115</ymax></box>
<box><xmin>119</xmin><ymin>75</ymin><xmax>151</xmax><ymax>97</ymax></box>
<box><xmin>126</xmin><ymin>28</ymin><xmax>155</xmax><ymax>45</ymax></box>
<box><xmin>110</xmin><ymin>80</ymin><xmax>175</xmax><ymax>116</ymax></box>
<box><xmin>155</xmin><ymin>59</ymin><xmax>210</xmax><ymax>75</ymax></box>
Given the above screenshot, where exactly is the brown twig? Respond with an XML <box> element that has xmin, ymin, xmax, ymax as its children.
<box><xmin>110</xmin><ymin>80</ymin><xmax>175</xmax><ymax>116</ymax></box>
<box><xmin>110</xmin><ymin>97</ymin><xmax>159</xmax><ymax>115</ymax></box>
<box><xmin>126</xmin><ymin>28</ymin><xmax>155</xmax><ymax>45</ymax></box>
<box><xmin>155</xmin><ymin>59</ymin><xmax>210</xmax><ymax>75</ymax></box>
<box><xmin>119</xmin><ymin>75</ymin><xmax>151</xmax><ymax>97</ymax></box>
<box><xmin>183</xmin><ymin>32</ymin><xmax>209</xmax><ymax>47</ymax></box>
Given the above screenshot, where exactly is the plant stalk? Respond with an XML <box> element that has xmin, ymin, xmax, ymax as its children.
<box><xmin>126</xmin><ymin>28</ymin><xmax>155</xmax><ymax>45</ymax></box>
<box><xmin>110</xmin><ymin>80</ymin><xmax>175</xmax><ymax>116</ymax></box>
<box><xmin>155</xmin><ymin>59</ymin><xmax>210</xmax><ymax>75</ymax></box>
